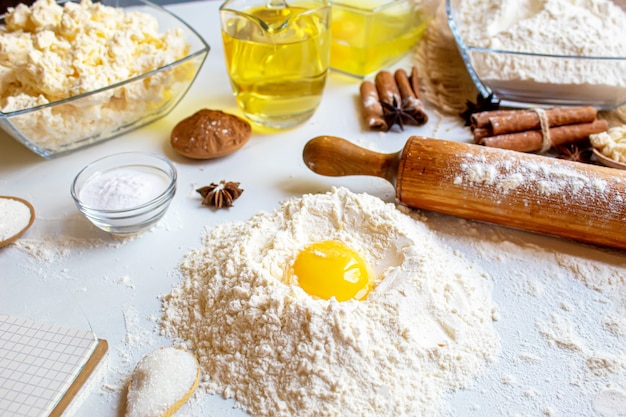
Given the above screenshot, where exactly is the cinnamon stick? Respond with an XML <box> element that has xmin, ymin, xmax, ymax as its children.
<box><xmin>471</xmin><ymin>106</ymin><xmax>598</xmax><ymax>138</ymax></box>
<box><xmin>374</xmin><ymin>70</ymin><xmax>401</xmax><ymax>108</ymax></box>
<box><xmin>480</xmin><ymin>119</ymin><xmax>609</xmax><ymax>152</ymax></box>
<box><xmin>471</xmin><ymin>127</ymin><xmax>493</xmax><ymax>144</ymax></box>
<box><xmin>394</xmin><ymin>68</ymin><xmax>428</xmax><ymax>125</ymax></box>
<box><xmin>471</xmin><ymin>110</ymin><xmax>528</xmax><ymax>129</ymax></box>
<box><xmin>359</xmin><ymin>80</ymin><xmax>387</xmax><ymax>131</ymax></box>
<box><xmin>492</xmin><ymin>106</ymin><xmax>597</xmax><ymax>135</ymax></box>
<box><xmin>409</xmin><ymin>66</ymin><xmax>421</xmax><ymax>101</ymax></box>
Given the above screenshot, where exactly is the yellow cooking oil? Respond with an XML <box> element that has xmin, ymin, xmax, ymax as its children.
<box><xmin>221</xmin><ymin>3</ymin><xmax>331</xmax><ymax>128</ymax></box>
<box><xmin>330</xmin><ymin>0</ymin><xmax>431</xmax><ymax>77</ymax></box>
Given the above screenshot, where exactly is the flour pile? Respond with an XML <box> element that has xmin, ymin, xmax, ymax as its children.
<box><xmin>160</xmin><ymin>187</ymin><xmax>500</xmax><ymax>417</ymax></box>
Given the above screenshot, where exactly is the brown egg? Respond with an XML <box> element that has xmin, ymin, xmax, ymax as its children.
<box><xmin>170</xmin><ymin>109</ymin><xmax>251</xmax><ymax>159</ymax></box>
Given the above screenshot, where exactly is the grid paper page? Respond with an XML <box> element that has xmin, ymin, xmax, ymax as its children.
<box><xmin>0</xmin><ymin>314</ymin><xmax>97</xmax><ymax>417</ymax></box>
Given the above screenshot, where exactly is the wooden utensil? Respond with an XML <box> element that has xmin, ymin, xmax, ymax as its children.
<box><xmin>0</xmin><ymin>196</ymin><xmax>35</xmax><ymax>248</ymax></box>
<box><xmin>303</xmin><ymin>135</ymin><xmax>626</xmax><ymax>250</ymax></box>
<box><xmin>593</xmin><ymin>148</ymin><xmax>626</xmax><ymax>170</ymax></box>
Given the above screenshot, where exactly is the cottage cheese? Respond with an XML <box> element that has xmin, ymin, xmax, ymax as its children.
<box><xmin>0</xmin><ymin>0</ymin><xmax>192</xmax><ymax>152</ymax></box>
<box><xmin>590</xmin><ymin>125</ymin><xmax>626</xmax><ymax>163</ymax></box>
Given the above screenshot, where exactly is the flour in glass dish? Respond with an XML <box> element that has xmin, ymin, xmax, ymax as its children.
<box><xmin>454</xmin><ymin>0</ymin><xmax>626</xmax><ymax>97</ymax></box>
<box><xmin>160</xmin><ymin>187</ymin><xmax>501</xmax><ymax>417</ymax></box>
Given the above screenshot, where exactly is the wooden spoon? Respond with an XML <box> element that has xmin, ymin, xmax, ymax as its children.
<box><xmin>593</xmin><ymin>148</ymin><xmax>626</xmax><ymax>170</ymax></box>
<box><xmin>126</xmin><ymin>346</ymin><xmax>200</xmax><ymax>417</ymax></box>
<box><xmin>0</xmin><ymin>196</ymin><xmax>35</xmax><ymax>248</ymax></box>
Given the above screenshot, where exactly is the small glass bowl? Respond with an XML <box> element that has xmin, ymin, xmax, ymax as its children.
<box><xmin>446</xmin><ymin>0</ymin><xmax>626</xmax><ymax>109</ymax></box>
<box><xmin>71</xmin><ymin>152</ymin><xmax>177</xmax><ymax>235</ymax></box>
<box><xmin>0</xmin><ymin>0</ymin><xmax>210</xmax><ymax>158</ymax></box>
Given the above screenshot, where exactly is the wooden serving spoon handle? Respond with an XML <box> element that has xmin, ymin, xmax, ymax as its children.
<box><xmin>303</xmin><ymin>135</ymin><xmax>626</xmax><ymax>250</ymax></box>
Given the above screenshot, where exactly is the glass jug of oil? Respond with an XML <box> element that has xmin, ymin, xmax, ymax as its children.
<box><xmin>220</xmin><ymin>0</ymin><xmax>331</xmax><ymax>129</ymax></box>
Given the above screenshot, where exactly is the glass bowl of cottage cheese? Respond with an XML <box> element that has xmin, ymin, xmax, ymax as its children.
<box><xmin>0</xmin><ymin>0</ymin><xmax>210</xmax><ymax>158</ymax></box>
<box><xmin>446</xmin><ymin>0</ymin><xmax>626</xmax><ymax>109</ymax></box>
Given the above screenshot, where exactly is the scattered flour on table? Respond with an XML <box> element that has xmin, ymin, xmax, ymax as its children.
<box><xmin>537</xmin><ymin>313</ymin><xmax>587</xmax><ymax>352</ymax></box>
<box><xmin>14</xmin><ymin>237</ymin><xmax>102</xmax><ymax>263</ymax></box>
<box><xmin>160</xmin><ymin>187</ymin><xmax>501</xmax><ymax>417</ymax></box>
<box><xmin>454</xmin><ymin>0</ymin><xmax>626</xmax><ymax>88</ymax></box>
<box><xmin>11</xmin><ymin>220</ymin><xmax>163</xmax><ymax>264</ymax></box>
<box><xmin>430</xmin><ymin>216</ymin><xmax>626</xmax><ymax>417</ymax></box>
<box><xmin>593</xmin><ymin>386</ymin><xmax>626</xmax><ymax>417</ymax></box>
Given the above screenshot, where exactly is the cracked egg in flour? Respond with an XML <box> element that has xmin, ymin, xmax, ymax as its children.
<box><xmin>161</xmin><ymin>187</ymin><xmax>501</xmax><ymax>417</ymax></box>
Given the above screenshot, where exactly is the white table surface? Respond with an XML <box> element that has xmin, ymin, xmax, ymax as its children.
<box><xmin>1</xmin><ymin>1</ymin><xmax>626</xmax><ymax>416</ymax></box>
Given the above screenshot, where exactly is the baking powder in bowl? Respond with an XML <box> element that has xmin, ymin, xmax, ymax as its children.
<box><xmin>78</xmin><ymin>167</ymin><xmax>170</xmax><ymax>210</ymax></box>
<box><xmin>161</xmin><ymin>187</ymin><xmax>501</xmax><ymax>417</ymax></box>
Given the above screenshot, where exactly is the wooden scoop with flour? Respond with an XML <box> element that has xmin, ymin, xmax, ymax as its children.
<box><xmin>303</xmin><ymin>135</ymin><xmax>626</xmax><ymax>250</ymax></box>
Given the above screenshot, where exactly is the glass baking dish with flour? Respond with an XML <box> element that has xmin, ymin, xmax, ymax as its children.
<box><xmin>446</xmin><ymin>0</ymin><xmax>626</xmax><ymax>109</ymax></box>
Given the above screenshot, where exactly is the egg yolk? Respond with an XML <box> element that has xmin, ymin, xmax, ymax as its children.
<box><xmin>292</xmin><ymin>240</ymin><xmax>371</xmax><ymax>301</ymax></box>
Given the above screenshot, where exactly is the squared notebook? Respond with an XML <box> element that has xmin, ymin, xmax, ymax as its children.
<box><xmin>0</xmin><ymin>314</ymin><xmax>108</xmax><ymax>417</ymax></box>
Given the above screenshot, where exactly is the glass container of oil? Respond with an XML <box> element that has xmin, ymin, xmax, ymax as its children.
<box><xmin>220</xmin><ymin>0</ymin><xmax>331</xmax><ymax>129</ymax></box>
<box><xmin>330</xmin><ymin>0</ymin><xmax>432</xmax><ymax>78</ymax></box>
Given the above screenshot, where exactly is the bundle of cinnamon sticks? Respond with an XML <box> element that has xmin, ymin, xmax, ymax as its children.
<box><xmin>360</xmin><ymin>66</ymin><xmax>428</xmax><ymax>132</ymax></box>
<box><xmin>470</xmin><ymin>106</ymin><xmax>608</xmax><ymax>153</ymax></box>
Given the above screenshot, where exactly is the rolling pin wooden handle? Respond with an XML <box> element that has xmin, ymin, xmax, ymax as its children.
<box><xmin>303</xmin><ymin>135</ymin><xmax>401</xmax><ymax>185</ymax></box>
<box><xmin>303</xmin><ymin>135</ymin><xmax>626</xmax><ymax>251</ymax></box>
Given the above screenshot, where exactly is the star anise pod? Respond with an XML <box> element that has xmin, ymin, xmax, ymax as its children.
<box><xmin>196</xmin><ymin>180</ymin><xmax>243</xmax><ymax>209</ymax></box>
<box><xmin>555</xmin><ymin>143</ymin><xmax>593</xmax><ymax>164</ymax></box>
<box><xmin>381</xmin><ymin>97</ymin><xmax>420</xmax><ymax>132</ymax></box>
<box><xmin>460</xmin><ymin>92</ymin><xmax>500</xmax><ymax>126</ymax></box>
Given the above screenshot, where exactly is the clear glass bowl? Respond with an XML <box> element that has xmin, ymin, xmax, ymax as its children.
<box><xmin>446</xmin><ymin>0</ymin><xmax>626</xmax><ymax>109</ymax></box>
<box><xmin>71</xmin><ymin>152</ymin><xmax>177</xmax><ymax>235</ymax></box>
<box><xmin>330</xmin><ymin>0</ymin><xmax>432</xmax><ymax>78</ymax></box>
<box><xmin>0</xmin><ymin>0</ymin><xmax>210</xmax><ymax>158</ymax></box>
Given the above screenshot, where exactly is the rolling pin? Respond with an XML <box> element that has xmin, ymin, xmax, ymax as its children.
<box><xmin>303</xmin><ymin>135</ymin><xmax>626</xmax><ymax>250</ymax></box>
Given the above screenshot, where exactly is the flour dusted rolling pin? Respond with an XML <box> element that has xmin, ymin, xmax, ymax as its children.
<box><xmin>303</xmin><ymin>135</ymin><xmax>626</xmax><ymax>250</ymax></box>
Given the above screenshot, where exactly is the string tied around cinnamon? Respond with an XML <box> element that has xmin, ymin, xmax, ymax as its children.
<box><xmin>533</xmin><ymin>107</ymin><xmax>552</xmax><ymax>154</ymax></box>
